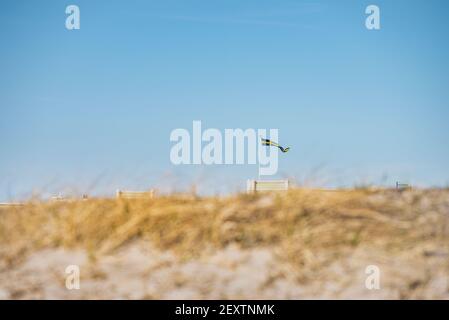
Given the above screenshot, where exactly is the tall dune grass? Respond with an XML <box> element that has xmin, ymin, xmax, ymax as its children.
<box><xmin>1</xmin><ymin>188</ymin><xmax>448</xmax><ymax>273</ymax></box>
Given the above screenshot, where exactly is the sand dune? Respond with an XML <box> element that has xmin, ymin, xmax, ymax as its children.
<box><xmin>1</xmin><ymin>188</ymin><xmax>448</xmax><ymax>299</ymax></box>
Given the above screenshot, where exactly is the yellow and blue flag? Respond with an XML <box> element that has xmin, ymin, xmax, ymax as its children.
<box><xmin>261</xmin><ymin>138</ymin><xmax>290</xmax><ymax>153</ymax></box>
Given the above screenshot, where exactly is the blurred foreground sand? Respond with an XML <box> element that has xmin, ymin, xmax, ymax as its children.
<box><xmin>1</xmin><ymin>188</ymin><xmax>448</xmax><ymax>299</ymax></box>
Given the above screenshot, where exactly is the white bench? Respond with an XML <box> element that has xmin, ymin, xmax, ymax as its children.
<box><xmin>247</xmin><ymin>180</ymin><xmax>289</xmax><ymax>193</ymax></box>
<box><xmin>116</xmin><ymin>189</ymin><xmax>155</xmax><ymax>199</ymax></box>
<box><xmin>396</xmin><ymin>182</ymin><xmax>411</xmax><ymax>190</ymax></box>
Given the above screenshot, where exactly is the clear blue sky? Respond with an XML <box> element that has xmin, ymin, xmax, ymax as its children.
<box><xmin>1</xmin><ymin>0</ymin><xmax>449</xmax><ymax>200</ymax></box>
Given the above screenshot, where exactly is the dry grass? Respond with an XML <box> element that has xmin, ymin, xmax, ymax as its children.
<box><xmin>1</xmin><ymin>187</ymin><xmax>448</xmax><ymax>274</ymax></box>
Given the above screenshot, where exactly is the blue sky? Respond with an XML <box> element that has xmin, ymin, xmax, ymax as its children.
<box><xmin>1</xmin><ymin>0</ymin><xmax>449</xmax><ymax>200</ymax></box>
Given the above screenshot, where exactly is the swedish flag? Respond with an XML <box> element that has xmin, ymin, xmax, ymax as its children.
<box><xmin>261</xmin><ymin>138</ymin><xmax>290</xmax><ymax>153</ymax></box>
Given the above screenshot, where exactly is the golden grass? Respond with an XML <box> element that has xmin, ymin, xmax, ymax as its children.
<box><xmin>1</xmin><ymin>188</ymin><xmax>448</xmax><ymax>271</ymax></box>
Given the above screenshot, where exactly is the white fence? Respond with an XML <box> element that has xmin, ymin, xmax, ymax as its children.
<box><xmin>0</xmin><ymin>203</ymin><xmax>24</xmax><ymax>208</ymax></box>
<box><xmin>247</xmin><ymin>180</ymin><xmax>289</xmax><ymax>193</ymax></box>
